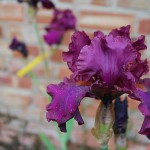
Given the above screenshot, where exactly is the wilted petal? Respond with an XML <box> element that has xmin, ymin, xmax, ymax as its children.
<box><xmin>41</xmin><ymin>0</ymin><xmax>55</xmax><ymax>9</ymax></box>
<box><xmin>139</xmin><ymin>116</ymin><xmax>150</xmax><ymax>140</ymax></box>
<box><xmin>43</xmin><ymin>30</ymin><xmax>63</xmax><ymax>45</ymax></box>
<box><xmin>46</xmin><ymin>78</ymin><xmax>89</xmax><ymax>132</ymax></box>
<box><xmin>113</xmin><ymin>96</ymin><xmax>128</xmax><ymax>134</ymax></box>
<box><xmin>9</xmin><ymin>38</ymin><xmax>28</xmax><ymax>57</ymax></box>
<box><xmin>63</xmin><ymin>31</ymin><xmax>91</xmax><ymax>72</ymax></box>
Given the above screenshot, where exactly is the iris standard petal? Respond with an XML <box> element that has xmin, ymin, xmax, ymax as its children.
<box><xmin>109</xmin><ymin>25</ymin><xmax>130</xmax><ymax>38</ymax></box>
<box><xmin>63</xmin><ymin>31</ymin><xmax>91</xmax><ymax>72</ymax></box>
<box><xmin>77</xmin><ymin>32</ymin><xmax>137</xmax><ymax>86</ymax></box>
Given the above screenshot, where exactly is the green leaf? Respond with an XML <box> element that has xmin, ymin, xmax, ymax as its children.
<box><xmin>58</xmin><ymin>119</ymin><xmax>74</xmax><ymax>150</ymax></box>
<box><xmin>39</xmin><ymin>132</ymin><xmax>56</xmax><ymax>150</ymax></box>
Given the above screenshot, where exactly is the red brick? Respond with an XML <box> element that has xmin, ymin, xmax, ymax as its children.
<box><xmin>128</xmin><ymin>97</ymin><xmax>140</xmax><ymax>110</ymax></box>
<box><xmin>147</xmin><ymin>145</ymin><xmax>150</xmax><ymax>150</ymax></box>
<box><xmin>58</xmin><ymin>66</ymin><xmax>72</xmax><ymax>79</ymax></box>
<box><xmin>9</xmin><ymin>25</ymin><xmax>23</xmax><ymax>39</ymax></box>
<box><xmin>18</xmin><ymin>77</ymin><xmax>32</xmax><ymax>89</ymax></box>
<box><xmin>61</xmin><ymin>31</ymin><xmax>72</xmax><ymax>45</ymax></box>
<box><xmin>91</xmin><ymin>0</ymin><xmax>110</xmax><ymax>6</ymax></box>
<box><xmin>13</xmin><ymin>51</ymin><xmax>23</xmax><ymax>58</ymax></box>
<box><xmin>79</xmin><ymin>11</ymin><xmax>135</xmax><ymax>31</ymax></box>
<box><xmin>59</xmin><ymin>0</ymin><xmax>73</xmax><ymax>2</ymax></box>
<box><xmin>0</xmin><ymin>75</ymin><xmax>12</xmax><ymax>86</ymax></box>
<box><xmin>33</xmin><ymin>95</ymin><xmax>48</xmax><ymax>109</ymax></box>
<box><xmin>27</xmin><ymin>45</ymin><xmax>39</xmax><ymax>56</ymax></box>
<box><xmin>51</xmin><ymin>50</ymin><xmax>63</xmax><ymax>63</ymax></box>
<box><xmin>3</xmin><ymin>94</ymin><xmax>32</xmax><ymax>108</ymax></box>
<box><xmin>0</xmin><ymin>26</ymin><xmax>3</xmax><ymax>38</ymax></box>
<box><xmin>0</xmin><ymin>56</ymin><xmax>5</xmax><ymax>70</ymax></box>
<box><xmin>7</xmin><ymin>59</ymin><xmax>24</xmax><ymax>73</ymax></box>
<box><xmin>0</xmin><ymin>4</ymin><xmax>24</xmax><ymax>22</ymax></box>
<box><xmin>36</xmin><ymin>8</ymin><xmax>53</xmax><ymax>24</ymax></box>
<box><xmin>84</xmin><ymin>100</ymin><xmax>99</xmax><ymax>117</ymax></box>
<box><xmin>118</xmin><ymin>0</ymin><xmax>150</xmax><ymax>10</ymax></box>
<box><xmin>19</xmin><ymin>135</ymin><xmax>36</xmax><ymax>147</ymax></box>
<box><xmin>21</xmin><ymin>107</ymin><xmax>43</xmax><ymax>121</ymax></box>
<box><xmin>138</xmin><ymin>19</ymin><xmax>150</xmax><ymax>35</ymax></box>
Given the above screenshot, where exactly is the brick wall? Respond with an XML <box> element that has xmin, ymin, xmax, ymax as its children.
<box><xmin>0</xmin><ymin>0</ymin><xmax>150</xmax><ymax>150</ymax></box>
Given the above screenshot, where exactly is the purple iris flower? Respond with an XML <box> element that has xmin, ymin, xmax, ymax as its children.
<box><xmin>46</xmin><ymin>25</ymin><xmax>150</xmax><ymax>140</ymax></box>
<box><xmin>17</xmin><ymin>0</ymin><xmax>55</xmax><ymax>9</ymax></box>
<box><xmin>43</xmin><ymin>30</ymin><xmax>64</xmax><ymax>46</ymax></box>
<box><xmin>43</xmin><ymin>9</ymin><xmax>76</xmax><ymax>45</ymax></box>
<box><xmin>9</xmin><ymin>38</ymin><xmax>28</xmax><ymax>58</ymax></box>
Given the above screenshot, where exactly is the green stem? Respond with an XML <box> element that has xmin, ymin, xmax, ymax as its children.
<box><xmin>61</xmin><ymin>143</ymin><xmax>68</xmax><ymax>150</ymax></box>
<box><xmin>28</xmin><ymin>71</ymin><xmax>51</xmax><ymax>101</ymax></box>
<box><xmin>117</xmin><ymin>146</ymin><xmax>126</xmax><ymax>150</ymax></box>
<box><xmin>115</xmin><ymin>134</ymin><xmax>127</xmax><ymax>150</ymax></box>
<box><xmin>101</xmin><ymin>145</ymin><xmax>108</xmax><ymax>150</ymax></box>
<box><xmin>22</xmin><ymin>58</ymin><xmax>51</xmax><ymax>101</ymax></box>
<box><xmin>33</xmin><ymin>21</ymin><xmax>50</xmax><ymax>79</ymax></box>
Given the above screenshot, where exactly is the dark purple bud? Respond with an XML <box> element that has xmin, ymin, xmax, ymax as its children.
<box><xmin>9</xmin><ymin>38</ymin><xmax>28</xmax><ymax>58</ymax></box>
<box><xmin>41</xmin><ymin>0</ymin><xmax>55</xmax><ymax>9</ymax></box>
<box><xmin>113</xmin><ymin>96</ymin><xmax>128</xmax><ymax>134</ymax></box>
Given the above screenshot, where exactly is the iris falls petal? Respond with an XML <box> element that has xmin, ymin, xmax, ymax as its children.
<box><xmin>46</xmin><ymin>78</ymin><xmax>89</xmax><ymax>132</ymax></box>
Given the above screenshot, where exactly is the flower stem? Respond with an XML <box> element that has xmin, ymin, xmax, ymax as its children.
<box><xmin>33</xmin><ymin>21</ymin><xmax>50</xmax><ymax>79</ymax></box>
<box><xmin>115</xmin><ymin>134</ymin><xmax>126</xmax><ymax>150</ymax></box>
<box><xmin>28</xmin><ymin>71</ymin><xmax>51</xmax><ymax>101</ymax></box>
<box><xmin>101</xmin><ymin>145</ymin><xmax>108</xmax><ymax>150</ymax></box>
<box><xmin>22</xmin><ymin>58</ymin><xmax>51</xmax><ymax>100</ymax></box>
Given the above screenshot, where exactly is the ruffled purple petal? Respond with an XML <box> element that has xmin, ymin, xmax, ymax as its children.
<box><xmin>50</xmin><ymin>9</ymin><xmax>76</xmax><ymax>31</ymax></box>
<box><xmin>41</xmin><ymin>0</ymin><xmax>55</xmax><ymax>9</ymax></box>
<box><xmin>43</xmin><ymin>30</ymin><xmax>63</xmax><ymax>45</ymax></box>
<box><xmin>46</xmin><ymin>78</ymin><xmax>89</xmax><ymax>132</ymax></box>
<box><xmin>131</xmin><ymin>81</ymin><xmax>150</xmax><ymax>139</ymax></box>
<box><xmin>109</xmin><ymin>25</ymin><xmax>130</xmax><ymax>39</ymax></box>
<box><xmin>130</xmin><ymin>59</ymin><xmax>149</xmax><ymax>80</ymax></box>
<box><xmin>77</xmin><ymin>32</ymin><xmax>137</xmax><ymax>86</ymax></box>
<box><xmin>133</xmin><ymin>89</ymin><xmax>150</xmax><ymax>116</ymax></box>
<box><xmin>63</xmin><ymin>31</ymin><xmax>91</xmax><ymax>72</ymax></box>
<box><xmin>139</xmin><ymin>116</ymin><xmax>150</xmax><ymax>140</ymax></box>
